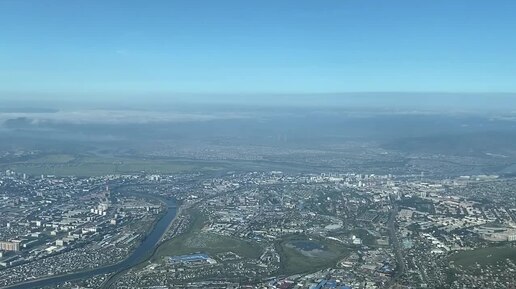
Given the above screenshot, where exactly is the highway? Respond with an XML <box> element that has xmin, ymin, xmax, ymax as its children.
<box><xmin>386</xmin><ymin>203</ymin><xmax>405</xmax><ymax>288</ymax></box>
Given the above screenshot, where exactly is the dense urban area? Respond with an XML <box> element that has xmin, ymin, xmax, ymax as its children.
<box><xmin>3</xmin><ymin>0</ymin><xmax>516</xmax><ymax>287</ymax></box>
<box><xmin>1</xmin><ymin>150</ymin><xmax>515</xmax><ymax>289</ymax></box>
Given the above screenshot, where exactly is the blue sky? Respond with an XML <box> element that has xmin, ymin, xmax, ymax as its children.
<box><xmin>1</xmin><ymin>0</ymin><xmax>516</xmax><ymax>100</ymax></box>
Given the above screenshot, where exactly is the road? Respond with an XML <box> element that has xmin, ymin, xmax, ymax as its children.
<box><xmin>386</xmin><ymin>203</ymin><xmax>405</xmax><ymax>288</ymax></box>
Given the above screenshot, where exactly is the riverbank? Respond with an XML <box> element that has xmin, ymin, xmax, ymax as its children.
<box><xmin>0</xmin><ymin>193</ymin><xmax>178</xmax><ymax>289</ymax></box>
<box><xmin>100</xmin><ymin>201</ymin><xmax>186</xmax><ymax>289</ymax></box>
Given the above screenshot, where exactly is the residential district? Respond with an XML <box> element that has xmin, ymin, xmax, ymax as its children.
<box><xmin>0</xmin><ymin>170</ymin><xmax>515</xmax><ymax>289</ymax></box>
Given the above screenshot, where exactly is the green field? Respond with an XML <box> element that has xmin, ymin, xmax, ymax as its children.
<box><xmin>153</xmin><ymin>210</ymin><xmax>262</xmax><ymax>262</ymax></box>
<box><xmin>449</xmin><ymin>247</ymin><xmax>516</xmax><ymax>269</ymax></box>
<box><xmin>277</xmin><ymin>235</ymin><xmax>350</xmax><ymax>275</ymax></box>
<box><xmin>28</xmin><ymin>154</ymin><xmax>77</xmax><ymax>164</ymax></box>
<box><xmin>1</xmin><ymin>154</ymin><xmax>226</xmax><ymax>176</ymax></box>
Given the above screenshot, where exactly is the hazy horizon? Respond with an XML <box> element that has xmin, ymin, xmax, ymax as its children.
<box><xmin>2</xmin><ymin>92</ymin><xmax>516</xmax><ymax>113</ymax></box>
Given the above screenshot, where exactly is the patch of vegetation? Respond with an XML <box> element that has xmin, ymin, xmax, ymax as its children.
<box><xmin>350</xmin><ymin>228</ymin><xmax>377</xmax><ymax>246</ymax></box>
<box><xmin>276</xmin><ymin>235</ymin><xmax>350</xmax><ymax>275</ymax></box>
<box><xmin>153</xmin><ymin>210</ymin><xmax>261</xmax><ymax>261</ymax></box>
<box><xmin>29</xmin><ymin>154</ymin><xmax>77</xmax><ymax>163</ymax></box>
<box><xmin>0</xmin><ymin>154</ymin><xmax>225</xmax><ymax>176</ymax></box>
<box><xmin>399</xmin><ymin>196</ymin><xmax>435</xmax><ymax>214</ymax></box>
<box><xmin>449</xmin><ymin>247</ymin><xmax>516</xmax><ymax>269</ymax></box>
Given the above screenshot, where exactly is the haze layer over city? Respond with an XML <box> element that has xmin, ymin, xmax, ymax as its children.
<box><xmin>1</xmin><ymin>1</ymin><xmax>516</xmax><ymax>289</ymax></box>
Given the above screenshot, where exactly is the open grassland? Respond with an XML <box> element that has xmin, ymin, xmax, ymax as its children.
<box><xmin>0</xmin><ymin>153</ymin><xmax>225</xmax><ymax>176</ymax></box>
<box><xmin>153</xmin><ymin>210</ymin><xmax>261</xmax><ymax>262</ymax></box>
<box><xmin>277</xmin><ymin>235</ymin><xmax>350</xmax><ymax>275</ymax></box>
<box><xmin>449</xmin><ymin>247</ymin><xmax>516</xmax><ymax>269</ymax></box>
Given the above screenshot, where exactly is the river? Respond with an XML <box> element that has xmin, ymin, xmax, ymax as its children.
<box><xmin>2</xmin><ymin>197</ymin><xmax>177</xmax><ymax>289</ymax></box>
